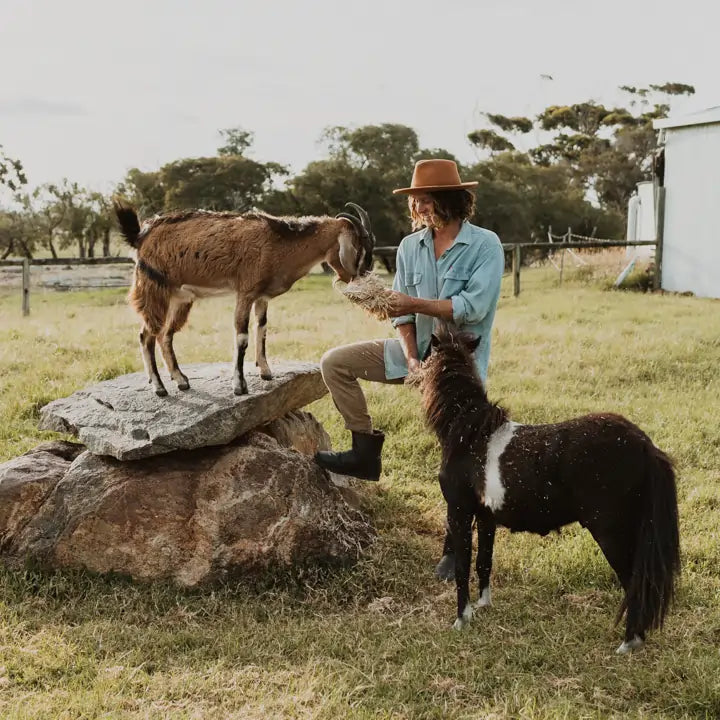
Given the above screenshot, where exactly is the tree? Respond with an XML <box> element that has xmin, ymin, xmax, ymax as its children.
<box><xmin>118</xmin><ymin>130</ymin><xmax>288</xmax><ymax>214</ymax></box>
<box><xmin>161</xmin><ymin>155</ymin><xmax>283</xmax><ymax>211</ymax></box>
<box><xmin>115</xmin><ymin>168</ymin><xmax>165</xmax><ymax>216</ymax></box>
<box><xmin>467</xmin><ymin>152</ymin><xmax>623</xmax><ymax>245</ymax></box>
<box><xmin>266</xmin><ymin>123</ymin><xmax>459</xmax><ymax>246</ymax></box>
<box><xmin>217</xmin><ymin>127</ymin><xmax>254</xmax><ymax>156</ymax></box>
<box><xmin>469</xmin><ymin>82</ymin><xmax>695</xmax><ymax>212</ymax></box>
<box><xmin>0</xmin><ymin>146</ymin><xmax>27</xmax><ymax>192</ymax></box>
<box><xmin>0</xmin><ymin>209</ymin><xmax>37</xmax><ymax>259</ymax></box>
<box><xmin>18</xmin><ymin>184</ymin><xmax>68</xmax><ymax>258</ymax></box>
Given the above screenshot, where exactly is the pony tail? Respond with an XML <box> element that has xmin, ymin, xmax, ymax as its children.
<box><xmin>619</xmin><ymin>444</ymin><xmax>680</xmax><ymax>631</ymax></box>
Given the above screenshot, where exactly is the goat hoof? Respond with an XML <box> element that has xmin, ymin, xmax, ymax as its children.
<box><xmin>155</xmin><ymin>387</ymin><xmax>168</xmax><ymax>397</ymax></box>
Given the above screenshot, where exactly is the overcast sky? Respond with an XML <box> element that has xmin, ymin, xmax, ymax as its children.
<box><xmin>1</xmin><ymin>0</ymin><xmax>717</xmax><ymax>194</ymax></box>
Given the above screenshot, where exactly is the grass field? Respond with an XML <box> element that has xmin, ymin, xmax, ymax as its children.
<box><xmin>1</xmin><ymin>267</ymin><xmax>719</xmax><ymax>719</ymax></box>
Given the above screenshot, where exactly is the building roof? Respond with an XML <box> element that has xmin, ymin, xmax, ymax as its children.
<box><xmin>654</xmin><ymin>106</ymin><xmax>720</xmax><ymax>130</ymax></box>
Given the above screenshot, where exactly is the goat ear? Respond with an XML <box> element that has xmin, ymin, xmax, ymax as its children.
<box><xmin>338</xmin><ymin>226</ymin><xmax>359</xmax><ymax>276</ymax></box>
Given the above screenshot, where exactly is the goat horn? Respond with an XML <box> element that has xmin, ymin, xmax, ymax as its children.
<box><xmin>345</xmin><ymin>202</ymin><xmax>373</xmax><ymax>235</ymax></box>
<box><xmin>335</xmin><ymin>212</ymin><xmax>363</xmax><ymax>238</ymax></box>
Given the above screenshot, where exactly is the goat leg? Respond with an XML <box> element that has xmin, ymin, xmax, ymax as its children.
<box><xmin>233</xmin><ymin>297</ymin><xmax>252</xmax><ymax>395</ymax></box>
<box><xmin>158</xmin><ymin>299</ymin><xmax>193</xmax><ymax>391</ymax></box>
<box><xmin>253</xmin><ymin>297</ymin><xmax>273</xmax><ymax>381</ymax></box>
<box><xmin>139</xmin><ymin>326</ymin><xmax>168</xmax><ymax>397</ymax></box>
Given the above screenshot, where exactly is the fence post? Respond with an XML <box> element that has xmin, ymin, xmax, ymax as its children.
<box><xmin>512</xmin><ymin>244</ymin><xmax>521</xmax><ymax>297</ymax></box>
<box><xmin>22</xmin><ymin>258</ymin><xmax>30</xmax><ymax>316</ymax></box>
<box><xmin>653</xmin><ymin>186</ymin><xmax>666</xmax><ymax>291</ymax></box>
<box><xmin>558</xmin><ymin>228</ymin><xmax>570</xmax><ymax>287</ymax></box>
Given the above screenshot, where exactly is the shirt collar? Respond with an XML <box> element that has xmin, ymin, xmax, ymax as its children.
<box><xmin>418</xmin><ymin>220</ymin><xmax>471</xmax><ymax>247</ymax></box>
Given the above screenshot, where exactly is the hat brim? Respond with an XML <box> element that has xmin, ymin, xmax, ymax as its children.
<box><xmin>392</xmin><ymin>181</ymin><xmax>478</xmax><ymax>195</ymax></box>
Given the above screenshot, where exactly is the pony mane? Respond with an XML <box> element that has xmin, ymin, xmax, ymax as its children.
<box><xmin>421</xmin><ymin>331</ymin><xmax>507</xmax><ymax>451</ymax></box>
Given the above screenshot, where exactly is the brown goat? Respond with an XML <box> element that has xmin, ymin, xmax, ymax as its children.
<box><xmin>113</xmin><ymin>202</ymin><xmax>375</xmax><ymax>396</ymax></box>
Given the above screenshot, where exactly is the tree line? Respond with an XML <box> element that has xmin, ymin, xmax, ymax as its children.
<box><xmin>0</xmin><ymin>82</ymin><xmax>694</xmax><ymax>259</ymax></box>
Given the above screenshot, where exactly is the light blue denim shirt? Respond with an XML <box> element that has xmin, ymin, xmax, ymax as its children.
<box><xmin>384</xmin><ymin>221</ymin><xmax>504</xmax><ymax>382</ymax></box>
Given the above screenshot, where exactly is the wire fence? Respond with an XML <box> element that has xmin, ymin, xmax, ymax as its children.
<box><xmin>1</xmin><ymin>232</ymin><xmax>659</xmax><ymax>316</ymax></box>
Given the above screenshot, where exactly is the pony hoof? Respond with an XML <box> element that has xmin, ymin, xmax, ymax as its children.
<box><xmin>177</xmin><ymin>382</ymin><xmax>190</xmax><ymax>391</ymax></box>
<box><xmin>260</xmin><ymin>373</ymin><xmax>273</xmax><ymax>381</ymax></box>
<box><xmin>155</xmin><ymin>387</ymin><xmax>168</xmax><ymax>397</ymax></box>
<box><xmin>452</xmin><ymin>618</ymin><xmax>467</xmax><ymax>631</ymax></box>
<box><xmin>474</xmin><ymin>588</ymin><xmax>492</xmax><ymax>608</ymax></box>
<box><xmin>616</xmin><ymin>636</ymin><xmax>644</xmax><ymax>655</ymax></box>
<box><xmin>233</xmin><ymin>385</ymin><xmax>248</xmax><ymax>396</ymax></box>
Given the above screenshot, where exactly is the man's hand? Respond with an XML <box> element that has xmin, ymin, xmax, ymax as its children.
<box><xmin>387</xmin><ymin>291</ymin><xmax>417</xmax><ymax>318</ymax></box>
<box><xmin>407</xmin><ymin>357</ymin><xmax>422</xmax><ymax>373</ymax></box>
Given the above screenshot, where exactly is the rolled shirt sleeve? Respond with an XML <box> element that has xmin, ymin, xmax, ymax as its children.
<box><xmin>450</xmin><ymin>240</ymin><xmax>505</xmax><ymax>326</ymax></box>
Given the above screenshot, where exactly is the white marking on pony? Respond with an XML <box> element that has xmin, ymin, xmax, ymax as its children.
<box><xmin>484</xmin><ymin>421</ymin><xmax>520</xmax><ymax>511</ymax></box>
<box><xmin>474</xmin><ymin>586</ymin><xmax>492</xmax><ymax>608</ymax></box>
<box><xmin>616</xmin><ymin>635</ymin><xmax>644</xmax><ymax>654</ymax></box>
<box><xmin>452</xmin><ymin>603</ymin><xmax>474</xmax><ymax>630</ymax></box>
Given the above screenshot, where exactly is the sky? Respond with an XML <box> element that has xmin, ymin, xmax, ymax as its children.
<box><xmin>1</xmin><ymin>0</ymin><xmax>718</xmax><ymax>194</ymax></box>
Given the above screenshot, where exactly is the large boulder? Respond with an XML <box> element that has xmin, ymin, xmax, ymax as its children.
<box><xmin>2</xmin><ymin>417</ymin><xmax>373</xmax><ymax>586</ymax></box>
<box><xmin>0</xmin><ymin>441</ymin><xmax>84</xmax><ymax>551</ymax></box>
<box><xmin>38</xmin><ymin>362</ymin><xmax>328</xmax><ymax>460</ymax></box>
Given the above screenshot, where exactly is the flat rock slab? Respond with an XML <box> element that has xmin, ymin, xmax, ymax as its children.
<box><xmin>39</xmin><ymin>362</ymin><xmax>328</xmax><ymax>460</ymax></box>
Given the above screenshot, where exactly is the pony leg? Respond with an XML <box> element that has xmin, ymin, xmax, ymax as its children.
<box><xmin>158</xmin><ymin>298</ymin><xmax>193</xmax><ymax>391</ymax></box>
<box><xmin>253</xmin><ymin>297</ymin><xmax>272</xmax><ymax>380</ymax></box>
<box><xmin>233</xmin><ymin>295</ymin><xmax>253</xmax><ymax>395</ymax></box>
<box><xmin>588</xmin><ymin>524</ymin><xmax>644</xmax><ymax>653</ymax></box>
<box><xmin>440</xmin><ymin>474</ymin><xmax>477</xmax><ymax>629</ymax></box>
<box><xmin>474</xmin><ymin>506</ymin><xmax>496</xmax><ymax>608</ymax></box>
<box><xmin>449</xmin><ymin>507</ymin><xmax>474</xmax><ymax>629</ymax></box>
<box><xmin>434</xmin><ymin>516</ymin><xmax>455</xmax><ymax>582</ymax></box>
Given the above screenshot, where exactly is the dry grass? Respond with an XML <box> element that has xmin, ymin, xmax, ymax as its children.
<box><xmin>335</xmin><ymin>272</ymin><xmax>394</xmax><ymax>321</ymax></box>
<box><xmin>530</xmin><ymin>247</ymin><xmax>654</xmax><ymax>289</ymax></box>
<box><xmin>1</xmin><ymin>267</ymin><xmax>719</xmax><ymax>718</ymax></box>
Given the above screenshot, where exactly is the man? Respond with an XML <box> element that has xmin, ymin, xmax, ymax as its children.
<box><xmin>315</xmin><ymin>159</ymin><xmax>504</xmax><ymax>572</ymax></box>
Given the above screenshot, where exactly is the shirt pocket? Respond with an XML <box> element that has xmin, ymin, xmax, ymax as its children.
<box><xmin>442</xmin><ymin>267</ymin><xmax>470</xmax><ymax>296</ymax></box>
<box><xmin>404</xmin><ymin>272</ymin><xmax>423</xmax><ymax>297</ymax></box>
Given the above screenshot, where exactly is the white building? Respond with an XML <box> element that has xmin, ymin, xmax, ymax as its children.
<box><xmin>625</xmin><ymin>180</ymin><xmax>656</xmax><ymax>261</ymax></box>
<box><xmin>652</xmin><ymin>107</ymin><xmax>720</xmax><ymax>299</ymax></box>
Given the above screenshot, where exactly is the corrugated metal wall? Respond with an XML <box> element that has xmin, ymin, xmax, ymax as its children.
<box><xmin>662</xmin><ymin>123</ymin><xmax>720</xmax><ymax>298</ymax></box>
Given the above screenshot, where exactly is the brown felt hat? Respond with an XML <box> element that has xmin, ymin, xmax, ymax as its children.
<box><xmin>393</xmin><ymin>159</ymin><xmax>478</xmax><ymax>195</ymax></box>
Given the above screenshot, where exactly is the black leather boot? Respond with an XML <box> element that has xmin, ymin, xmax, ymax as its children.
<box><xmin>314</xmin><ymin>430</ymin><xmax>385</xmax><ymax>481</ymax></box>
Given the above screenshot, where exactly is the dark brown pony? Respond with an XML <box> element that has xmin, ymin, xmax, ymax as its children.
<box><xmin>421</xmin><ymin>328</ymin><xmax>680</xmax><ymax>654</ymax></box>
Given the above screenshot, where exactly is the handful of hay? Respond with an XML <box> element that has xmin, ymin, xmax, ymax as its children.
<box><xmin>334</xmin><ymin>272</ymin><xmax>394</xmax><ymax>321</ymax></box>
<box><xmin>404</xmin><ymin>365</ymin><xmax>425</xmax><ymax>388</ymax></box>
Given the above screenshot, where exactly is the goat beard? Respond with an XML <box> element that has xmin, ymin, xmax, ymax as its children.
<box><xmin>334</xmin><ymin>271</ymin><xmax>394</xmax><ymax>322</ymax></box>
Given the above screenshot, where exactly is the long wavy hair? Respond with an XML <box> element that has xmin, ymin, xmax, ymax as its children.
<box><xmin>408</xmin><ymin>189</ymin><xmax>476</xmax><ymax>231</ymax></box>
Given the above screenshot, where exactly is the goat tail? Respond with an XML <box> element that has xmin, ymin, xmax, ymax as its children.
<box><xmin>113</xmin><ymin>198</ymin><xmax>142</xmax><ymax>249</ymax></box>
<box><xmin>618</xmin><ymin>443</ymin><xmax>680</xmax><ymax>633</ymax></box>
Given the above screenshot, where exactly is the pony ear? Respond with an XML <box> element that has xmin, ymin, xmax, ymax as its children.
<box><xmin>462</xmin><ymin>333</ymin><xmax>482</xmax><ymax>354</ymax></box>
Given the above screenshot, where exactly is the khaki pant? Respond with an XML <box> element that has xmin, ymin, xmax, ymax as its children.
<box><xmin>320</xmin><ymin>340</ymin><xmax>404</xmax><ymax>433</ymax></box>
